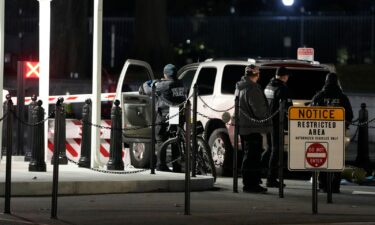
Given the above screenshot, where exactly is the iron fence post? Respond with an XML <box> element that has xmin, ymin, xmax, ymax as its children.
<box><xmin>278</xmin><ymin>100</ymin><xmax>285</xmax><ymax>198</ymax></box>
<box><xmin>29</xmin><ymin>100</ymin><xmax>46</xmax><ymax>172</ymax></box>
<box><xmin>192</xmin><ymin>84</ymin><xmax>198</xmax><ymax>177</ymax></box>
<box><xmin>356</xmin><ymin>103</ymin><xmax>371</xmax><ymax>174</ymax></box>
<box><xmin>78</xmin><ymin>99</ymin><xmax>92</xmax><ymax>168</ymax></box>
<box><xmin>51</xmin><ymin>98</ymin><xmax>62</xmax><ymax>219</ymax></box>
<box><xmin>107</xmin><ymin>100</ymin><xmax>124</xmax><ymax>170</ymax></box>
<box><xmin>233</xmin><ymin>95</ymin><xmax>239</xmax><ymax>193</ymax></box>
<box><xmin>4</xmin><ymin>95</ymin><xmax>13</xmax><ymax>214</ymax></box>
<box><xmin>26</xmin><ymin>95</ymin><xmax>37</xmax><ymax>161</ymax></box>
<box><xmin>184</xmin><ymin>100</ymin><xmax>191</xmax><ymax>215</ymax></box>
<box><xmin>151</xmin><ymin>83</ymin><xmax>156</xmax><ymax>174</ymax></box>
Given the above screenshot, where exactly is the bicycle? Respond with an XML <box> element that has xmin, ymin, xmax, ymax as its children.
<box><xmin>159</xmin><ymin>121</ymin><xmax>217</xmax><ymax>181</ymax></box>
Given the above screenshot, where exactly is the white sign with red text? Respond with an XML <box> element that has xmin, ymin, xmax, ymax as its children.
<box><xmin>297</xmin><ymin>48</ymin><xmax>314</xmax><ymax>61</ymax></box>
<box><xmin>288</xmin><ymin>107</ymin><xmax>345</xmax><ymax>171</ymax></box>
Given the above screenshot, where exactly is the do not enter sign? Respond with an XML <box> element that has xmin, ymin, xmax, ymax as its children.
<box><xmin>305</xmin><ymin>142</ymin><xmax>328</xmax><ymax>168</ymax></box>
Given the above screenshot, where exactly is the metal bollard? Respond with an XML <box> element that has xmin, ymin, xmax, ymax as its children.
<box><xmin>78</xmin><ymin>99</ymin><xmax>92</xmax><ymax>168</ymax></box>
<box><xmin>25</xmin><ymin>95</ymin><xmax>38</xmax><ymax>161</ymax></box>
<box><xmin>192</xmin><ymin>84</ymin><xmax>198</xmax><ymax>177</ymax></box>
<box><xmin>29</xmin><ymin>100</ymin><xmax>47</xmax><ymax>172</ymax></box>
<box><xmin>150</xmin><ymin>83</ymin><xmax>156</xmax><ymax>174</ymax></box>
<box><xmin>233</xmin><ymin>95</ymin><xmax>239</xmax><ymax>193</ymax></box>
<box><xmin>2</xmin><ymin>99</ymin><xmax>8</xmax><ymax>155</ymax></box>
<box><xmin>107</xmin><ymin>100</ymin><xmax>124</xmax><ymax>170</ymax></box>
<box><xmin>184</xmin><ymin>100</ymin><xmax>191</xmax><ymax>216</ymax></box>
<box><xmin>51</xmin><ymin>98</ymin><xmax>63</xmax><ymax>219</ymax></box>
<box><xmin>51</xmin><ymin>97</ymin><xmax>68</xmax><ymax>165</ymax></box>
<box><xmin>4</xmin><ymin>95</ymin><xmax>13</xmax><ymax>214</ymax></box>
<box><xmin>278</xmin><ymin>100</ymin><xmax>285</xmax><ymax>198</ymax></box>
<box><xmin>355</xmin><ymin>103</ymin><xmax>371</xmax><ymax>174</ymax></box>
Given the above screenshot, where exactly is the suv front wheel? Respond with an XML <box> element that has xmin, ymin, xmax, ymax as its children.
<box><xmin>208</xmin><ymin>129</ymin><xmax>233</xmax><ymax>176</ymax></box>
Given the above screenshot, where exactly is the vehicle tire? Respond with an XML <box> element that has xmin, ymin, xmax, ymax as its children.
<box><xmin>129</xmin><ymin>142</ymin><xmax>151</xmax><ymax>168</ymax></box>
<box><xmin>208</xmin><ymin>129</ymin><xmax>233</xmax><ymax>176</ymax></box>
<box><xmin>196</xmin><ymin>137</ymin><xmax>217</xmax><ymax>181</ymax></box>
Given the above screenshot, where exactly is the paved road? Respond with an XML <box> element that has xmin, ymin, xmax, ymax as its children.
<box><xmin>1</xmin><ymin>178</ymin><xmax>375</xmax><ymax>225</ymax></box>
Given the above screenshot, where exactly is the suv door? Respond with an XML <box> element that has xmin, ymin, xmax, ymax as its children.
<box><xmin>115</xmin><ymin>59</ymin><xmax>154</xmax><ymax>135</ymax></box>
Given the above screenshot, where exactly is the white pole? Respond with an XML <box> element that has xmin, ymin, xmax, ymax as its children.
<box><xmin>91</xmin><ymin>0</ymin><xmax>103</xmax><ymax>168</ymax></box>
<box><xmin>38</xmin><ymin>0</ymin><xmax>51</xmax><ymax>162</ymax></box>
<box><xmin>0</xmin><ymin>0</ymin><xmax>5</xmax><ymax>158</ymax></box>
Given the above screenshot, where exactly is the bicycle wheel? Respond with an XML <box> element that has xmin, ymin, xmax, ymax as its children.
<box><xmin>195</xmin><ymin>136</ymin><xmax>217</xmax><ymax>182</ymax></box>
<box><xmin>159</xmin><ymin>137</ymin><xmax>184</xmax><ymax>171</ymax></box>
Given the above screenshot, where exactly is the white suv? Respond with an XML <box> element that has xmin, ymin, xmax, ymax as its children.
<box><xmin>178</xmin><ymin>59</ymin><xmax>334</xmax><ymax>175</ymax></box>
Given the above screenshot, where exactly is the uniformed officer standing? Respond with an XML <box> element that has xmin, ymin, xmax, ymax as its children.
<box><xmin>312</xmin><ymin>72</ymin><xmax>353</xmax><ymax>193</ymax></box>
<box><xmin>155</xmin><ymin>64</ymin><xmax>186</xmax><ymax>172</ymax></box>
<box><xmin>264</xmin><ymin>67</ymin><xmax>293</xmax><ymax>188</ymax></box>
<box><xmin>236</xmin><ymin>64</ymin><xmax>272</xmax><ymax>193</ymax></box>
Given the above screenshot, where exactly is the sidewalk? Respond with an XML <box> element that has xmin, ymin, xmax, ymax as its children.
<box><xmin>0</xmin><ymin>158</ymin><xmax>214</xmax><ymax>196</ymax></box>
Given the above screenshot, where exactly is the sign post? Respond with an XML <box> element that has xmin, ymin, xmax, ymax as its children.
<box><xmin>288</xmin><ymin>106</ymin><xmax>345</xmax><ymax>214</ymax></box>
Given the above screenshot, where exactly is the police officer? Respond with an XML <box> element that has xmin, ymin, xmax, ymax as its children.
<box><xmin>236</xmin><ymin>64</ymin><xmax>272</xmax><ymax>193</ymax></box>
<box><xmin>155</xmin><ymin>64</ymin><xmax>186</xmax><ymax>172</ymax></box>
<box><xmin>312</xmin><ymin>72</ymin><xmax>353</xmax><ymax>193</ymax></box>
<box><xmin>264</xmin><ymin>66</ymin><xmax>293</xmax><ymax>188</ymax></box>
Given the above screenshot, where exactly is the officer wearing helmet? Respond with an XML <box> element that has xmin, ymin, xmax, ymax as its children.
<box><xmin>155</xmin><ymin>64</ymin><xmax>186</xmax><ymax>172</ymax></box>
<box><xmin>312</xmin><ymin>72</ymin><xmax>353</xmax><ymax>193</ymax></box>
<box><xmin>264</xmin><ymin>66</ymin><xmax>293</xmax><ymax>188</ymax></box>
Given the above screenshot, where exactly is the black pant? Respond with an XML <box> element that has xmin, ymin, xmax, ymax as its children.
<box><xmin>268</xmin><ymin>125</ymin><xmax>280</xmax><ymax>181</ymax></box>
<box><xmin>156</xmin><ymin>123</ymin><xmax>180</xmax><ymax>170</ymax></box>
<box><xmin>241</xmin><ymin>133</ymin><xmax>263</xmax><ymax>187</ymax></box>
<box><xmin>319</xmin><ymin>172</ymin><xmax>341</xmax><ymax>191</ymax></box>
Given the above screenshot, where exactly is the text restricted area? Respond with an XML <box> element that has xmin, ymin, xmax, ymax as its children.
<box><xmin>288</xmin><ymin>107</ymin><xmax>345</xmax><ymax>171</ymax></box>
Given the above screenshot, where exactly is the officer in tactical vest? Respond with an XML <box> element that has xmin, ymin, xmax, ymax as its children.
<box><xmin>312</xmin><ymin>72</ymin><xmax>353</xmax><ymax>193</ymax></box>
<box><xmin>264</xmin><ymin>66</ymin><xmax>293</xmax><ymax>188</ymax></box>
<box><xmin>155</xmin><ymin>64</ymin><xmax>186</xmax><ymax>172</ymax></box>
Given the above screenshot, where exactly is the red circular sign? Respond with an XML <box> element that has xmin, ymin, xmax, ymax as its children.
<box><xmin>305</xmin><ymin>143</ymin><xmax>327</xmax><ymax>168</ymax></box>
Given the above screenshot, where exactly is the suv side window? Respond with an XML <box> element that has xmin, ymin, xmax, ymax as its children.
<box><xmin>221</xmin><ymin>65</ymin><xmax>246</xmax><ymax>94</ymax></box>
<box><xmin>179</xmin><ymin>69</ymin><xmax>197</xmax><ymax>94</ymax></box>
<box><xmin>122</xmin><ymin>64</ymin><xmax>151</xmax><ymax>92</ymax></box>
<box><xmin>196</xmin><ymin>67</ymin><xmax>216</xmax><ymax>95</ymax></box>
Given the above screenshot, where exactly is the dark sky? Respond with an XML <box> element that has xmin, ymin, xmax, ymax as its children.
<box><xmin>103</xmin><ymin>0</ymin><xmax>375</xmax><ymax>17</ymax></box>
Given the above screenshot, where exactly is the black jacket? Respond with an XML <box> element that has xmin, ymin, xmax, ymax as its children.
<box><xmin>155</xmin><ymin>79</ymin><xmax>186</xmax><ymax>121</ymax></box>
<box><xmin>236</xmin><ymin>76</ymin><xmax>272</xmax><ymax>135</ymax></box>
<box><xmin>264</xmin><ymin>78</ymin><xmax>293</xmax><ymax>129</ymax></box>
<box><xmin>311</xmin><ymin>84</ymin><xmax>353</xmax><ymax>128</ymax></box>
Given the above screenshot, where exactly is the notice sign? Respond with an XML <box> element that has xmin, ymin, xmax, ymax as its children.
<box><xmin>288</xmin><ymin>107</ymin><xmax>345</xmax><ymax>171</ymax></box>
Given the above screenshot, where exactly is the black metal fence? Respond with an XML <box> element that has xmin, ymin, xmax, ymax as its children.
<box><xmin>4</xmin><ymin>15</ymin><xmax>375</xmax><ymax>74</ymax></box>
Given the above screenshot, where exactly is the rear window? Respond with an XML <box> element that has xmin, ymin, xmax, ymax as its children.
<box><xmin>196</xmin><ymin>67</ymin><xmax>217</xmax><ymax>95</ymax></box>
<box><xmin>221</xmin><ymin>65</ymin><xmax>246</xmax><ymax>94</ymax></box>
<box><xmin>259</xmin><ymin>68</ymin><xmax>328</xmax><ymax>100</ymax></box>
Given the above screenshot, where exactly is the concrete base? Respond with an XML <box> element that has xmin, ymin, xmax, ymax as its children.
<box><xmin>0</xmin><ymin>159</ymin><xmax>214</xmax><ymax>196</ymax></box>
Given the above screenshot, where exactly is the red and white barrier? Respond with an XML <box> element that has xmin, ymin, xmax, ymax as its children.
<box><xmin>47</xmin><ymin>119</ymin><xmax>130</xmax><ymax>167</ymax></box>
<box><xmin>11</xmin><ymin>92</ymin><xmax>116</xmax><ymax>105</ymax></box>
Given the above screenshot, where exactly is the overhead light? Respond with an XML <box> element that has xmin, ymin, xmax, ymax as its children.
<box><xmin>282</xmin><ymin>0</ymin><xmax>294</xmax><ymax>7</ymax></box>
